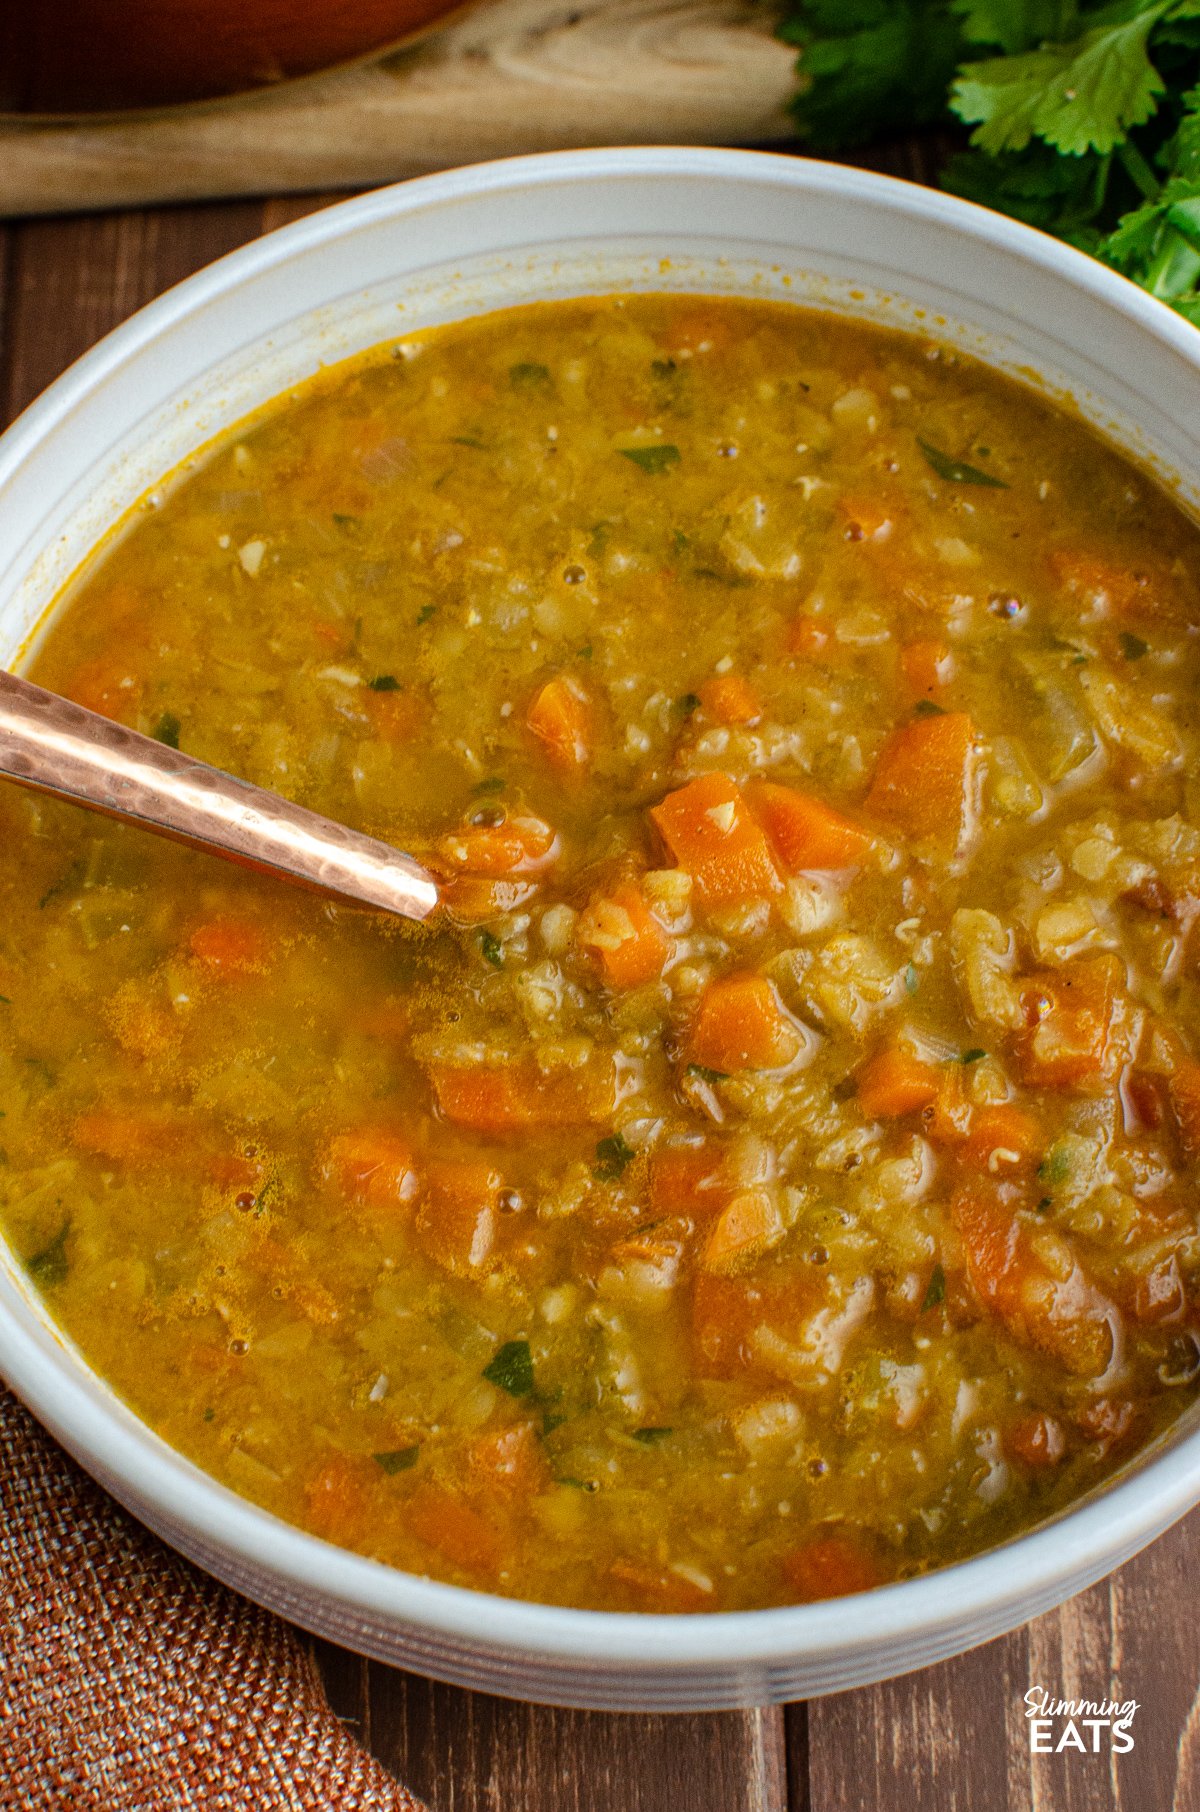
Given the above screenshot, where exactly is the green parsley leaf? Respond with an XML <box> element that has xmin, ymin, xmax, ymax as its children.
<box><xmin>480</xmin><ymin>930</ymin><xmax>504</xmax><ymax>968</ymax></box>
<box><xmin>374</xmin><ymin>1446</ymin><xmax>420</xmax><ymax>1475</ymax></box>
<box><xmin>687</xmin><ymin>1063</ymin><xmax>729</xmax><ymax>1084</ymax></box>
<box><xmin>416</xmin><ymin>604</ymin><xmax>438</xmax><ymax>625</ymax></box>
<box><xmin>961</xmin><ymin>1047</ymin><xmax>987</xmax><ymax>1064</ymax></box>
<box><xmin>921</xmin><ymin>1262</ymin><xmax>946</xmax><ymax>1311</ymax></box>
<box><xmin>483</xmin><ymin>1339</ymin><xmax>535</xmax><ymax>1397</ymax></box>
<box><xmin>783</xmin><ymin>0</ymin><xmax>966</xmax><ymax>150</ymax></box>
<box><xmin>153</xmin><ymin>712</ymin><xmax>181</xmax><ymax>749</ymax></box>
<box><xmin>593</xmin><ymin>1132</ymin><xmax>635</xmax><ymax>1182</ymax></box>
<box><xmin>27</xmin><ymin>1222</ymin><xmax>70</xmax><ymax>1290</ymax></box>
<box><xmin>918</xmin><ymin>436</ymin><xmax>1010</xmax><ymax>486</ymax></box>
<box><xmin>631</xmin><ymin>1426</ymin><xmax>674</xmax><ymax>1443</ymax></box>
<box><xmin>1038</xmin><ymin>1142</ymin><xmax>1072</xmax><ymax>1186</ymax></box>
<box><xmin>620</xmin><ymin>445</ymin><xmax>681</xmax><ymax>474</ymax></box>
<box><xmin>368</xmin><ymin>674</ymin><xmax>401</xmax><ymax>692</ymax></box>
<box><xmin>1120</xmin><ymin>631</ymin><xmax>1150</xmax><ymax>659</ymax></box>
<box><xmin>510</xmin><ymin>361</ymin><xmax>552</xmax><ymax>390</ymax></box>
<box><xmin>676</xmin><ymin>692</ymin><xmax>701</xmax><ymax>715</ymax></box>
<box><xmin>912</xmin><ymin>697</ymin><xmax>947</xmax><ymax>717</ymax></box>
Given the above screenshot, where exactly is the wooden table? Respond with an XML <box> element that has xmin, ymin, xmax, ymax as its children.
<box><xmin>3</xmin><ymin>170</ymin><xmax>1200</xmax><ymax>1812</ymax></box>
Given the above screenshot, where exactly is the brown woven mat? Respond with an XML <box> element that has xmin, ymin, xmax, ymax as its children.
<box><xmin>0</xmin><ymin>1386</ymin><xmax>425</xmax><ymax>1811</ymax></box>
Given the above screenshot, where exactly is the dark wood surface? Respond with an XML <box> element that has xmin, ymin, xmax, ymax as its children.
<box><xmin>3</xmin><ymin>176</ymin><xmax>1199</xmax><ymax>1812</ymax></box>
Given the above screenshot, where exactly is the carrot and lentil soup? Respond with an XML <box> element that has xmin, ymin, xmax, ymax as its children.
<box><xmin>3</xmin><ymin>295</ymin><xmax>1200</xmax><ymax>1612</ymax></box>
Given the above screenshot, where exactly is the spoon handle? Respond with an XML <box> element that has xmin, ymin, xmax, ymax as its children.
<box><xmin>0</xmin><ymin>668</ymin><xmax>440</xmax><ymax>922</ymax></box>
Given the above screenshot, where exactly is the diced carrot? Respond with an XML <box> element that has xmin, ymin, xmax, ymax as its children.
<box><xmin>438</xmin><ymin>875</ymin><xmax>542</xmax><ymax>923</ymax></box>
<box><xmin>1051</xmin><ymin>550</ymin><xmax>1157</xmax><ymax>621</ymax></box>
<box><xmin>305</xmin><ymin>1454</ymin><xmax>375</xmax><ymax>1545</ymax></box>
<box><xmin>1168</xmin><ymin>1058</ymin><xmax>1200</xmax><ymax>1157</ymax></box>
<box><xmin>366</xmin><ymin>688</ymin><xmax>429</xmax><ymax>745</ymax></box>
<box><xmin>64</xmin><ymin>654</ymin><xmax>144</xmax><ymax>724</ymax></box>
<box><xmin>1131</xmin><ymin>1253</ymin><xmax>1185</xmax><ymax>1324</ymax></box>
<box><xmin>692</xmin><ymin>1273</ymin><xmax>757</xmax><ymax>1378</ymax></box>
<box><xmin>661</xmin><ymin>308</ymin><xmax>734</xmax><ymax>356</ymax></box>
<box><xmin>836</xmin><ymin>493</ymin><xmax>893</xmax><ymax>540</ymax></box>
<box><xmin>782</xmin><ymin>1533</ymin><xmax>884</xmax><ymax>1601</ymax></box>
<box><xmin>429</xmin><ymin>1061</ymin><xmax>613</xmax><ymax>1135</ymax></box>
<box><xmin>856</xmin><ymin>1047</ymin><xmax>941</xmax><ymax>1120</ymax></box>
<box><xmin>962</xmin><ymin>1104</ymin><xmax>1043</xmax><ymax>1172</ymax></box>
<box><xmin>650</xmin><ymin>1145</ymin><xmax>728</xmax><ymax>1218</ymax></box>
<box><xmin>900</xmin><ymin>638</ymin><xmax>952</xmax><ymax>701</ymax></box>
<box><xmin>577</xmin><ymin>882</ymin><xmax>671</xmax><ymax>990</ymax></box>
<box><xmin>323</xmin><ymin>1127</ymin><xmax>418</xmax><ymax>1212</ymax></box>
<box><xmin>687</xmin><ymin>973</ymin><xmax>802</xmax><ymax>1073</ymax></box>
<box><xmin>437</xmin><ymin>813</ymin><xmax>559</xmax><ymax>878</ymax></box>
<box><xmin>699</xmin><ymin>1189</ymin><xmax>784</xmax><ymax>1274</ymax></box>
<box><xmin>787</xmin><ymin>614</ymin><xmax>831</xmax><ymax>661</ymax></box>
<box><xmin>73</xmin><ymin>1110</ymin><xmax>173</xmax><ymax>1164</ymax></box>
<box><xmin>649</xmin><ymin>773</ymin><xmax>781</xmax><ymax>909</ymax></box>
<box><xmin>405</xmin><ymin>1486</ymin><xmax>501</xmax><ymax>1576</ymax></box>
<box><xmin>608</xmin><ymin>1557</ymin><xmax>714</xmax><ymax>1612</ymax></box>
<box><xmin>1006</xmin><ymin>1411</ymin><xmax>1067</xmax><ymax>1469</ymax></box>
<box><xmin>188</xmin><ymin>918</ymin><xmax>269</xmax><ymax>974</ymax></box>
<box><xmin>865</xmin><ymin>711</ymin><xmax>976</xmax><ymax>843</ymax></box>
<box><xmin>1018</xmin><ymin>956</ymin><xmax>1122</xmax><ymax>1090</ymax></box>
<box><xmin>416</xmin><ymin>1159</ymin><xmax>500</xmax><ymax>1275</ymax></box>
<box><xmin>526</xmin><ymin>675</ymin><xmax>593</xmax><ymax>771</ymax></box>
<box><xmin>467</xmin><ymin>1422</ymin><xmax>550</xmax><ymax>1504</ymax></box>
<box><xmin>951</xmin><ymin>1181</ymin><xmax>1116</xmax><ymax>1376</ymax></box>
<box><xmin>747</xmin><ymin>781</ymin><xmax>871</xmax><ymax>872</ymax></box>
<box><xmin>921</xmin><ymin>1063</ymin><xmax>973</xmax><ymax>1145</ymax></box>
<box><xmin>698</xmin><ymin>673</ymin><xmax>762</xmax><ymax>726</ymax></box>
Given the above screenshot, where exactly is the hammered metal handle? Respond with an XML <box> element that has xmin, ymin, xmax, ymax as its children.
<box><xmin>0</xmin><ymin>668</ymin><xmax>440</xmax><ymax>922</ymax></box>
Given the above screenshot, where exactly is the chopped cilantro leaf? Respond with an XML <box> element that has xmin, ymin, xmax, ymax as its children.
<box><xmin>1120</xmin><ymin>631</ymin><xmax>1150</xmax><ymax>660</ymax></box>
<box><xmin>510</xmin><ymin>361</ymin><xmax>552</xmax><ymax>390</ymax></box>
<box><xmin>912</xmin><ymin>698</ymin><xmax>947</xmax><ymax>717</ymax></box>
<box><xmin>961</xmin><ymin>1048</ymin><xmax>987</xmax><ymax>1064</ymax></box>
<box><xmin>687</xmin><ymin>1063</ymin><xmax>729</xmax><ymax>1084</ymax></box>
<box><xmin>921</xmin><ymin>1262</ymin><xmax>946</xmax><ymax>1312</ymax></box>
<box><xmin>153</xmin><ymin>712</ymin><xmax>181</xmax><ymax>749</ymax></box>
<box><xmin>1038</xmin><ymin>1143</ymin><xmax>1072</xmax><ymax>1186</ymax></box>
<box><xmin>483</xmin><ymin>1339</ymin><xmax>535</xmax><ymax>1397</ymax></box>
<box><xmin>480</xmin><ymin>930</ymin><xmax>504</xmax><ymax>969</ymax></box>
<box><xmin>473</xmin><ymin>776</ymin><xmax>506</xmax><ymax>795</ymax></box>
<box><xmin>374</xmin><ymin>1446</ymin><xmax>420</xmax><ymax>1475</ymax></box>
<box><xmin>27</xmin><ymin>1221</ymin><xmax>69</xmax><ymax>1290</ymax></box>
<box><xmin>631</xmin><ymin>1426</ymin><xmax>674</xmax><ymax>1444</ymax></box>
<box><xmin>620</xmin><ymin>445</ymin><xmax>681</xmax><ymax>475</ymax></box>
<box><xmin>918</xmin><ymin>437</ymin><xmax>1009</xmax><ymax>487</ymax></box>
<box><xmin>368</xmin><ymin>674</ymin><xmax>401</xmax><ymax>692</ymax></box>
<box><xmin>593</xmin><ymin>1132</ymin><xmax>635</xmax><ymax>1182</ymax></box>
<box><xmin>416</xmin><ymin>604</ymin><xmax>437</xmax><ymax>625</ymax></box>
<box><xmin>676</xmin><ymin>692</ymin><xmax>701</xmax><ymax>716</ymax></box>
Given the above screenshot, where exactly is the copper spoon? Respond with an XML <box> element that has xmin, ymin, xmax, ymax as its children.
<box><xmin>0</xmin><ymin>668</ymin><xmax>440</xmax><ymax>922</ymax></box>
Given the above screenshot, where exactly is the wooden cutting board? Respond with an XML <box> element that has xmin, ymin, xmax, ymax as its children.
<box><xmin>0</xmin><ymin>0</ymin><xmax>797</xmax><ymax>217</ymax></box>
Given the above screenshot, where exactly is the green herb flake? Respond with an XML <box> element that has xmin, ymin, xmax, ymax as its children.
<box><xmin>510</xmin><ymin>361</ymin><xmax>552</xmax><ymax>390</ymax></box>
<box><xmin>631</xmin><ymin>1426</ymin><xmax>674</xmax><ymax>1444</ymax></box>
<box><xmin>650</xmin><ymin>358</ymin><xmax>678</xmax><ymax>378</ymax></box>
<box><xmin>153</xmin><ymin>712</ymin><xmax>181</xmax><ymax>749</ymax></box>
<box><xmin>451</xmin><ymin>435</ymin><xmax>486</xmax><ymax>449</ymax></box>
<box><xmin>483</xmin><ymin>1339</ymin><xmax>535</xmax><ymax>1398</ymax></box>
<box><xmin>912</xmin><ymin>698</ymin><xmax>947</xmax><ymax>717</ymax></box>
<box><xmin>917</xmin><ymin>437</ymin><xmax>1009</xmax><ymax>488</ymax></box>
<box><xmin>1036</xmin><ymin>1195</ymin><xmax>1053</xmax><ymax>1214</ymax></box>
<box><xmin>1038</xmin><ymin>1143</ymin><xmax>1072</xmax><ymax>1187</ymax></box>
<box><xmin>332</xmin><ymin>511</ymin><xmax>359</xmax><ymax>528</ymax></box>
<box><xmin>961</xmin><ymin>1048</ymin><xmax>987</xmax><ymax>1065</ymax></box>
<box><xmin>556</xmin><ymin>1476</ymin><xmax>598</xmax><ymax>1492</ymax></box>
<box><xmin>1120</xmin><ymin>631</ymin><xmax>1150</xmax><ymax>661</ymax></box>
<box><xmin>904</xmin><ymin>962</ymin><xmax>920</xmax><ymax>997</ymax></box>
<box><xmin>472</xmin><ymin>776</ymin><xmax>506</xmax><ymax>795</ymax></box>
<box><xmin>416</xmin><ymin>604</ymin><xmax>438</xmax><ymax>625</ymax></box>
<box><xmin>593</xmin><ymin>1132</ymin><xmax>635</xmax><ymax>1182</ymax></box>
<box><xmin>480</xmin><ymin>930</ymin><xmax>504</xmax><ymax>969</ymax></box>
<box><xmin>202</xmin><ymin>1407</ymin><xmax>215</xmax><ymax>1423</ymax></box>
<box><xmin>542</xmin><ymin>1410</ymin><xmax>567</xmax><ymax>1436</ymax></box>
<box><xmin>26</xmin><ymin>1221</ymin><xmax>69</xmax><ymax>1290</ymax></box>
<box><xmin>374</xmin><ymin>1445</ymin><xmax>420</xmax><ymax>1475</ymax></box>
<box><xmin>676</xmin><ymin>692</ymin><xmax>701</xmax><ymax>716</ymax></box>
<box><xmin>577</xmin><ymin>644</ymin><xmax>594</xmax><ymax>661</ymax></box>
<box><xmin>620</xmin><ymin>444</ymin><xmax>681</xmax><ymax>475</ymax></box>
<box><xmin>921</xmin><ymin>1263</ymin><xmax>946</xmax><ymax>1312</ymax></box>
<box><xmin>687</xmin><ymin>1063</ymin><xmax>729</xmax><ymax>1084</ymax></box>
<box><xmin>0</xmin><ymin>994</ymin><xmax>11</xmax><ymax>1006</ymax></box>
<box><xmin>368</xmin><ymin>674</ymin><xmax>401</xmax><ymax>692</ymax></box>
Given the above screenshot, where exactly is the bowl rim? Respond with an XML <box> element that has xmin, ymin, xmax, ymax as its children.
<box><xmin>3</xmin><ymin>143</ymin><xmax>1200</xmax><ymax>1677</ymax></box>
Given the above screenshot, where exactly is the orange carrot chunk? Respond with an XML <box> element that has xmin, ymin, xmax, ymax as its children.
<box><xmin>65</xmin><ymin>654</ymin><xmax>144</xmax><ymax>724</ymax></box>
<box><xmin>687</xmin><ymin>973</ymin><xmax>803</xmax><ymax>1073</ymax></box>
<box><xmin>526</xmin><ymin>674</ymin><xmax>593</xmax><ymax>770</ymax></box>
<box><xmin>73</xmin><ymin>1110</ymin><xmax>175</xmax><ymax>1164</ymax></box>
<box><xmin>900</xmin><ymin>638</ymin><xmax>952</xmax><ymax>701</ymax></box>
<box><xmin>609</xmin><ymin>1558</ymin><xmax>713</xmax><ymax>1613</ymax></box>
<box><xmin>865</xmin><ymin>711</ymin><xmax>976</xmax><ymax>843</ymax></box>
<box><xmin>323</xmin><ymin>1128</ymin><xmax>418</xmax><ymax>1211</ymax></box>
<box><xmin>467</xmin><ymin>1422</ymin><xmax>549</xmax><ymax>1503</ymax></box>
<box><xmin>188</xmin><ymin>918</ymin><xmax>269</xmax><ymax>974</ymax></box>
<box><xmin>698</xmin><ymin>673</ymin><xmax>762</xmax><ymax>726</ymax></box>
<box><xmin>856</xmin><ymin>1047</ymin><xmax>942</xmax><ymax>1120</ymax></box>
<box><xmin>437</xmin><ymin>813</ymin><xmax>558</xmax><ymax>878</ymax></box>
<box><xmin>577</xmin><ymin>881</ymin><xmax>671</xmax><ymax>990</ymax></box>
<box><xmin>787</xmin><ymin>614</ymin><xmax>831</xmax><ymax>661</ymax></box>
<box><xmin>406</xmin><ymin>1486</ymin><xmax>501</xmax><ymax>1576</ymax></box>
<box><xmin>429</xmin><ymin>1061</ymin><xmax>612</xmax><ymax>1135</ymax></box>
<box><xmin>1167</xmin><ymin>1058</ymin><xmax>1200</xmax><ymax>1157</ymax></box>
<box><xmin>1017</xmin><ymin>956</ymin><xmax>1122</xmax><ymax>1090</ymax></box>
<box><xmin>962</xmin><ymin>1104</ymin><xmax>1043</xmax><ymax>1171</ymax></box>
<box><xmin>782</xmin><ymin>1533</ymin><xmax>884</xmax><ymax>1601</ymax></box>
<box><xmin>650</xmin><ymin>1145</ymin><xmax>728</xmax><ymax>1218</ymax></box>
<box><xmin>649</xmin><ymin>773</ymin><xmax>781</xmax><ymax>908</ymax></box>
<box><xmin>416</xmin><ymin>1159</ymin><xmax>501</xmax><ymax>1276</ymax></box>
<box><xmin>747</xmin><ymin>780</ymin><xmax>871</xmax><ymax>872</ymax></box>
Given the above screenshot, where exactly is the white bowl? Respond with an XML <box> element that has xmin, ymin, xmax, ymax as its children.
<box><xmin>2</xmin><ymin>148</ymin><xmax>1200</xmax><ymax>1712</ymax></box>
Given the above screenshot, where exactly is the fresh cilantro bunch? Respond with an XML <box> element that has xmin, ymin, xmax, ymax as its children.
<box><xmin>779</xmin><ymin>1</ymin><xmax>1200</xmax><ymax>323</ymax></box>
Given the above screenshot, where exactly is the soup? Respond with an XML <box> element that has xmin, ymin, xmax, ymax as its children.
<box><xmin>4</xmin><ymin>295</ymin><xmax>1200</xmax><ymax>1613</ymax></box>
